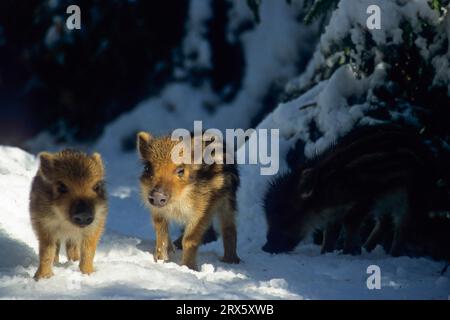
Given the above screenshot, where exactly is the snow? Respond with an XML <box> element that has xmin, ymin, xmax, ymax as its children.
<box><xmin>2</xmin><ymin>0</ymin><xmax>449</xmax><ymax>299</ymax></box>
<box><xmin>289</xmin><ymin>0</ymin><xmax>450</xmax><ymax>95</ymax></box>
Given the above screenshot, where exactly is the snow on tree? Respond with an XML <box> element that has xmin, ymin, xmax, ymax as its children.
<box><xmin>277</xmin><ymin>0</ymin><xmax>450</xmax><ymax>179</ymax></box>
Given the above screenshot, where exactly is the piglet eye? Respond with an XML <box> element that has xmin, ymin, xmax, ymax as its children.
<box><xmin>143</xmin><ymin>163</ymin><xmax>153</xmax><ymax>176</ymax></box>
<box><xmin>142</xmin><ymin>161</ymin><xmax>153</xmax><ymax>177</ymax></box>
<box><xmin>93</xmin><ymin>181</ymin><xmax>105</xmax><ymax>194</ymax></box>
<box><xmin>176</xmin><ymin>167</ymin><xmax>185</xmax><ymax>177</ymax></box>
<box><xmin>57</xmin><ymin>182</ymin><xmax>68</xmax><ymax>194</ymax></box>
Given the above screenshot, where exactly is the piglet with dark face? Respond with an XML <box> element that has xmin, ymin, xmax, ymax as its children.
<box><xmin>263</xmin><ymin>124</ymin><xmax>434</xmax><ymax>256</ymax></box>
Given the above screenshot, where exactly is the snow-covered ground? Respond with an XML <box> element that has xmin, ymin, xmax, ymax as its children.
<box><xmin>1</xmin><ymin>0</ymin><xmax>449</xmax><ymax>299</ymax></box>
<box><xmin>0</xmin><ymin>134</ymin><xmax>448</xmax><ymax>299</ymax></box>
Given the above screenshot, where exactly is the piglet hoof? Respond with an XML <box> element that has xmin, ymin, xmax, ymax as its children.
<box><xmin>153</xmin><ymin>253</ymin><xmax>169</xmax><ymax>263</ymax></box>
<box><xmin>34</xmin><ymin>268</ymin><xmax>54</xmax><ymax>281</ymax></box>
<box><xmin>153</xmin><ymin>248</ymin><xmax>170</xmax><ymax>262</ymax></box>
<box><xmin>182</xmin><ymin>262</ymin><xmax>198</xmax><ymax>271</ymax></box>
<box><xmin>67</xmin><ymin>251</ymin><xmax>80</xmax><ymax>262</ymax></box>
<box><xmin>80</xmin><ymin>264</ymin><xmax>95</xmax><ymax>275</ymax></box>
<box><xmin>221</xmin><ymin>255</ymin><xmax>241</xmax><ymax>264</ymax></box>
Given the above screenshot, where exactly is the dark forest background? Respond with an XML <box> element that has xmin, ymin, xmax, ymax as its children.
<box><xmin>0</xmin><ymin>0</ymin><xmax>199</xmax><ymax>145</ymax></box>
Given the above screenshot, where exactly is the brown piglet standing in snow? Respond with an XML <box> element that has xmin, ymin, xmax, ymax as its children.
<box><xmin>30</xmin><ymin>149</ymin><xmax>108</xmax><ymax>280</ymax></box>
<box><xmin>137</xmin><ymin>132</ymin><xmax>240</xmax><ymax>270</ymax></box>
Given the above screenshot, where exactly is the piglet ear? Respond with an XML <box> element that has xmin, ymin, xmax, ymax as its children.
<box><xmin>38</xmin><ymin>152</ymin><xmax>54</xmax><ymax>181</ymax></box>
<box><xmin>91</xmin><ymin>152</ymin><xmax>103</xmax><ymax>164</ymax></box>
<box><xmin>299</xmin><ymin>168</ymin><xmax>315</xmax><ymax>199</ymax></box>
<box><xmin>137</xmin><ymin>131</ymin><xmax>153</xmax><ymax>158</ymax></box>
<box><xmin>91</xmin><ymin>152</ymin><xmax>105</xmax><ymax>173</ymax></box>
